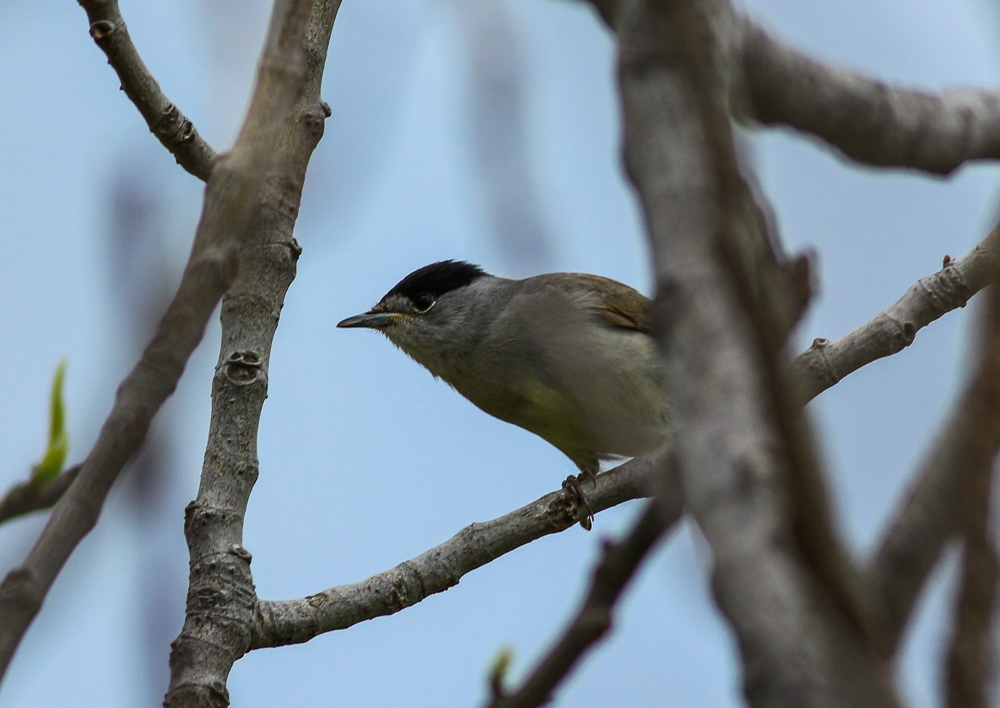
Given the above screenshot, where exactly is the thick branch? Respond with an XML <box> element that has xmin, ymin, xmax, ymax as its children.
<box><xmin>164</xmin><ymin>1</ymin><xmax>340</xmax><ymax>705</ymax></box>
<box><xmin>249</xmin><ymin>451</ymin><xmax>659</xmax><ymax>649</ymax></box>
<box><xmin>740</xmin><ymin>18</ymin><xmax>1000</xmax><ymax>175</ymax></box>
<box><xmin>0</xmin><ymin>0</ymin><xmax>314</xmax><ymax>684</ymax></box>
<box><xmin>78</xmin><ymin>0</ymin><xmax>217</xmax><ymax>180</ymax></box>
<box><xmin>0</xmin><ymin>465</ymin><xmax>80</xmax><ymax>525</ymax></box>
<box><xmin>794</xmin><ymin>226</ymin><xmax>1000</xmax><ymax>402</ymax></box>
<box><xmin>615</xmin><ymin>0</ymin><xmax>896</xmax><ymax>705</ymax></box>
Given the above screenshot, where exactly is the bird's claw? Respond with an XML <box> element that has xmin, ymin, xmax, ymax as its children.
<box><xmin>561</xmin><ymin>474</ymin><xmax>595</xmax><ymax>530</ymax></box>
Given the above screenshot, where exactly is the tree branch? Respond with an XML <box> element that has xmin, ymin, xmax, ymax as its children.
<box><xmin>615</xmin><ymin>0</ymin><xmax>897</xmax><ymax>704</ymax></box>
<box><xmin>739</xmin><ymin>17</ymin><xmax>1000</xmax><ymax>175</ymax></box>
<box><xmin>77</xmin><ymin>0</ymin><xmax>217</xmax><ymax>180</ymax></box>
<box><xmin>946</xmin><ymin>481</ymin><xmax>999</xmax><ymax>708</ymax></box>
<box><xmin>485</xmin><ymin>477</ymin><xmax>677</xmax><ymax>708</ymax></box>
<box><xmin>794</xmin><ymin>225</ymin><xmax>1000</xmax><ymax>403</ymax></box>
<box><xmin>163</xmin><ymin>1</ymin><xmax>340</xmax><ymax>704</ymax></box>
<box><xmin>249</xmin><ymin>449</ymin><xmax>661</xmax><ymax>649</ymax></box>
<box><xmin>943</xmin><ymin>286</ymin><xmax>1000</xmax><ymax>708</ymax></box>
<box><xmin>0</xmin><ymin>0</ymin><xmax>314</xmax><ymax>684</ymax></box>
<box><xmin>0</xmin><ymin>465</ymin><xmax>81</xmax><ymax>525</ymax></box>
<box><xmin>10</xmin><ymin>221</ymin><xmax>980</xmax><ymax>530</ymax></box>
<box><xmin>867</xmin><ymin>282</ymin><xmax>1000</xmax><ymax>655</ymax></box>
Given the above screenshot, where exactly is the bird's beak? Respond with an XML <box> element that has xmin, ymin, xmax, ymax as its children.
<box><xmin>337</xmin><ymin>311</ymin><xmax>398</xmax><ymax>329</ymax></box>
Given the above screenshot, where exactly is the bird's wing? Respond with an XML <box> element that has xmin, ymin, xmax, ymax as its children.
<box><xmin>531</xmin><ymin>273</ymin><xmax>653</xmax><ymax>334</ymax></box>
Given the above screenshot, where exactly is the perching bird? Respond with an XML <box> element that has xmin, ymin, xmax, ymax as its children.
<box><xmin>338</xmin><ymin>260</ymin><xmax>670</xmax><ymax>527</ymax></box>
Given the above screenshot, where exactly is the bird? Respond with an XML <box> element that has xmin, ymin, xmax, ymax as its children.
<box><xmin>337</xmin><ymin>260</ymin><xmax>670</xmax><ymax>528</ymax></box>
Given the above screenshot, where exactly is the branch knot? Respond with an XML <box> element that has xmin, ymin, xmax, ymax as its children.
<box><xmin>225</xmin><ymin>350</ymin><xmax>263</xmax><ymax>384</ymax></box>
<box><xmin>88</xmin><ymin>20</ymin><xmax>116</xmax><ymax>44</ymax></box>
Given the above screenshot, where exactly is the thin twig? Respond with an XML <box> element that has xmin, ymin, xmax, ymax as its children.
<box><xmin>0</xmin><ymin>466</ymin><xmax>80</xmax><ymax>525</ymax></box>
<box><xmin>77</xmin><ymin>0</ymin><xmax>217</xmax><ymax>180</ymax></box>
<box><xmin>249</xmin><ymin>449</ymin><xmax>662</xmax><ymax>649</ymax></box>
<box><xmin>946</xmin><ymin>511</ymin><xmax>999</xmax><ymax>708</ymax></box>
<box><xmin>0</xmin><ymin>0</ymin><xmax>314</xmax><ymax>683</ymax></box>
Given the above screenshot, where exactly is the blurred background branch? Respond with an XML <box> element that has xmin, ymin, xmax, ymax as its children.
<box><xmin>866</xmin><ymin>277</ymin><xmax>1000</xmax><ymax>657</ymax></box>
<box><xmin>0</xmin><ymin>465</ymin><xmax>81</xmax><ymax>525</ymax></box>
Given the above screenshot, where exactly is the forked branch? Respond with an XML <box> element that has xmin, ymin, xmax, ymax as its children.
<box><xmin>0</xmin><ymin>0</ymin><xmax>315</xmax><ymax>682</ymax></box>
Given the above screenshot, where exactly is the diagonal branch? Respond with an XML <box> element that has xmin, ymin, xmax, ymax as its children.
<box><xmin>77</xmin><ymin>0</ymin><xmax>217</xmax><ymax>180</ymax></box>
<box><xmin>868</xmin><ymin>281</ymin><xmax>1000</xmax><ymax>655</ymax></box>
<box><xmin>739</xmin><ymin>17</ymin><xmax>1000</xmax><ymax>175</ymax></box>
<box><xmin>0</xmin><ymin>0</ymin><xmax>314</xmax><ymax>684</ymax></box>
<box><xmin>794</xmin><ymin>225</ymin><xmax>1000</xmax><ymax>403</ymax></box>
<box><xmin>249</xmin><ymin>449</ymin><xmax>662</xmax><ymax>649</ymax></box>
<box><xmin>485</xmin><ymin>467</ymin><xmax>678</xmax><ymax>708</ymax></box>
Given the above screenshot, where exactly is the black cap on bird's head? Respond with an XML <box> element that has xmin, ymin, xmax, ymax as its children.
<box><xmin>337</xmin><ymin>260</ymin><xmax>487</xmax><ymax>329</ymax></box>
<box><xmin>384</xmin><ymin>260</ymin><xmax>486</xmax><ymax>302</ymax></box>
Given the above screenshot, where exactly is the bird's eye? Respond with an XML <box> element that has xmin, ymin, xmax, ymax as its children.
<box><xmin>413</xmin><ymin>293</ymin><xmax>435</xmax><ymax>313</ymax></box>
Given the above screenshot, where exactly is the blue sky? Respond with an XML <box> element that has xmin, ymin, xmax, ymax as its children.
<box><xmin>1</xmin><ymin>0</ymin><xmax>999</xmax><ymax>706</ymax></box>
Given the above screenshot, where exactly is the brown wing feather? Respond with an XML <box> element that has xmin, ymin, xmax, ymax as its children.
<box><xmin>525</xmin><ymin>273</ymin><xmax>653</xmax><ymax>334</ymax></box>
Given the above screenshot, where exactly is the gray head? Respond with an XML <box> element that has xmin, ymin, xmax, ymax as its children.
<box><xmin>337</xmin><ymin>260</ymin><xmax>503</xmax><ymax>377</ymax></box>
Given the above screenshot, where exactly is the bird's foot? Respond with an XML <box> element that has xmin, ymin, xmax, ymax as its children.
<box><xmin>561</xmin><ymin>473</ymin><xmax>595</xmax><ymax>531</ymax></box>
<box><xmin>576</xmin><ymin>467</ymin><xmax>598</xmax><ymax>490</ymax></box>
